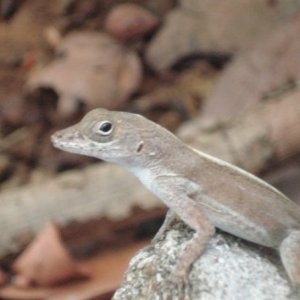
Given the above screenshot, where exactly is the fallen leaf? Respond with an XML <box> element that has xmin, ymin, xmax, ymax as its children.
<box><xmin>131</xmin><ymin>62</ymin><xmax>217</xmax><ymax>130</ymax></box>
<box><xmin>0</xmin><ymin>1</ymin><xmax>56</xmax><ymax>65</ymax></box>
<box><xmin>146</xmin><ymin>0</ymin><xmax>300</xmax><ymax>71</ymax></box>
<box><xmin>26</xmin><ymin>31</ymin><xmax>142</xmax><ymax>117</ymax></box>
<box><xmin>13</xmin><ymin>222</ymin><xmax>90</xmax><ymax>287</ymax></box>
<box><xmin>1</xmin><ymin>241</ymin><xmax>148</xmax><ymax>299</ymax></box>
<box><xmin>203</xmin><ymin>16</ymin><xmax>300</xmax><ymax>118</ymax></box>
<box><xmin>105</xmin><ymin>3</ymin><xmax>159</xmax><ymax>41</ymax></box>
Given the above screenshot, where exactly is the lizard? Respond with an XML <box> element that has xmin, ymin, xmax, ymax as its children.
<box><xmin>51</xmin><ymin>108</ymin><xmax>300</xmax><ymax>294</ymax></box>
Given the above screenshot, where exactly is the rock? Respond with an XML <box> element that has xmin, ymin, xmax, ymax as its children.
<box><xmin>26</xmin><ymin>31</ymin><xmax>142</xmax><ymax>117</ymax></box>
<box><xmin>104</xmin><ymin>3</ymin><xmax>160</xmax><ymax>41</ymax></box>
<box><xmin>113</xmin><ymin>219</ymin><xmax>291</xmax><ymax>300</ymax></box>
<box><xmin>146</xmin><ymin>0</ymin><xmax>300</xmax><ymax>72</ymax></box>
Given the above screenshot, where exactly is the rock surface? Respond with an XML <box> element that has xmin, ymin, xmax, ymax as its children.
<box><xmin>113</xmin><ymin>219</ymin><xmax>291</xmax><ymax>300</ymax></box>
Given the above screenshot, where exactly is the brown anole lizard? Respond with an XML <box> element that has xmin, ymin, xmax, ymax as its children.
<box><xmin>51</xmin><ymin>108</ymin><xmax>300</xmax><ymax>293</ymax></box>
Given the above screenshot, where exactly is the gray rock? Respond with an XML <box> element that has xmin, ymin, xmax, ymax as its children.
<box><xmin>113</xmin><ymin>218</ymin><xmax>292</xmax><ymax>300</ymax></box>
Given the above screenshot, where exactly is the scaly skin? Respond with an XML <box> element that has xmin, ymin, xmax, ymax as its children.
<box><xmin>52</xmin><ymin>108</ymin><xmax>300</xmax><ymax>292</ymax></box>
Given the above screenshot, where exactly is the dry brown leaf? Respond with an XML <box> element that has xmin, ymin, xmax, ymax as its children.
<box><xmin>203</xmin><ymin>16</ymin><xmax>300</xmax><ymax>119</ymax></box>
<box><xmin>0</xmin><ymin>1</ymin><xmax>57</xmax><ymax>65</ymax></box>
<box><xmin>1</xmin><ymin>241</ymin><xmax>148</xmax><ymax>299</ymax></box>
<box><xmin>105</xmin><ymin>3</ymin><xmax>159</xmax><ymax>41</ymax></box>
<box><xmin>146</xmin><ymin>0</ymin><xmax>300</xmax><ymax>71</ymax></box>
<box><xmin>26</xmin><ymin>31</ymin><xmax>142</xmax><ymax>117</ymax></box>
<box><xmin>12</xmin><ymin>222</ymin><xmax>90</xmax><ymax>287</ymax></box>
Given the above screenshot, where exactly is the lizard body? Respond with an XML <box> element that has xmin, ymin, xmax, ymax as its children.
<box><xmin>51</xmin><ymin>108</ymin><xmax>300</xmax><ymax>291</ymax></box>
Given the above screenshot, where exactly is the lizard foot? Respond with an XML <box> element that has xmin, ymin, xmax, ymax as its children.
<box><xmin>167</xmin><ymin>269</ymin><xmax>192</xmax><ymax>299</ymax></box>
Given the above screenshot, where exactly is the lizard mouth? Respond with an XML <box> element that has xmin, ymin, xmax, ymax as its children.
<box><xmin>51</xmin><ymin>135</ymin><xmax>75</xmax><ymax>151</ymax></box>
<box><xmin>51</xmin><ymin>137</ymin><xmax>91</xmax><ymax>157</ymax></box>
<box><xmin>51</xmin><ymin>130</ymin><xmax>87</xmax><ymax>152</ymax></box>
<box><xmin>51</xmin><ymin>129</ymin><xmax>107</xmax><ymax>160</ymax></box>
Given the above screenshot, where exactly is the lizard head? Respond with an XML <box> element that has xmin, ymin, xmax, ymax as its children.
<box><xmin>51</xmin><ymin>108</ymin><xmax>162</xmax><ymax>166</ymax></box>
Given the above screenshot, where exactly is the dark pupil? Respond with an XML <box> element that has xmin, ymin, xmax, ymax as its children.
<box><xmin>100</xmin><ymin>122</ymin><xmax>112</xmax><ymax>133</ymax></box>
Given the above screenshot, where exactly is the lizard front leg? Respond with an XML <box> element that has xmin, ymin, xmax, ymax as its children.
<box><xmin>173</xmin><ymin>199</ymin><xmax>215</xmax><ymax>279</ymax></box>
<box><xmin>152</xmin><ymin>209</ymin><xmax>180</xmax><ymax>243</ymax></box>
<box><xmin>153</xmin><ymin>176</ymin><xmax>216</xmax><ymax>280</ymax></box>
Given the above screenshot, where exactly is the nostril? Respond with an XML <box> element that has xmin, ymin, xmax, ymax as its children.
<box><xmin>51</xmin><ymin>133</ymin><xmax>58</xmax><ymax>140</ymax></box>
<box><xmin>51</xmin><ymin>131</ymin><xmax>65</xmax><ymax>142</ymax></box>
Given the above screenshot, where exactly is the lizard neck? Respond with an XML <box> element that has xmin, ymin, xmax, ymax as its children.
<box><xmin>123</xmin><ymin>127</ymin><xmax>191</xmax><ymax>182</ymax></box>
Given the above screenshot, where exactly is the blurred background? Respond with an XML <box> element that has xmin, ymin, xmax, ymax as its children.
<box><xmin>1</xmin><ymin>0</ymin><xmax>300</xmax><ymax>299</ymax></box>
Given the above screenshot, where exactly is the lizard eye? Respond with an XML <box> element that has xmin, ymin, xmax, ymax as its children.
<box><xmin>98</xmin><ymin>121</ymin><xmax>113</xmax><ymax>136</ymax></box>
